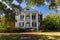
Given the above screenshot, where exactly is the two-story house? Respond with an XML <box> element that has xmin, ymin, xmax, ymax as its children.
<box><xmin>15</xmin><ymin>8</ymin><xmax>43</xmax><ymax>31</ymax></box>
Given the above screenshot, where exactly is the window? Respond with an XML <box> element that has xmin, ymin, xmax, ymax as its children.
<box><xmin>38</xmin><ymin>16</ymin><xmax>40</xmax><ymax>20</ymax></box>
<box><xmin>26</xmin><ymin>24</ymin><xmax>30</xmax><ymax>27</ymax></box>
<box><xmin>32</xmin><ymin>22</ymin><xmax>36</xmax><ymax>27</ymax></box>
<box><xmin>19</xmin><ymin>22</ymin><xmax>24</xmax><ymax>27</ymax></box>
<box><xmin>38</xmin><ymin>22</ymin><xmax>40</xmax><ymax>26</ymax></box>
<box><xmin>32</xmin><ymin>15</ymin><xmax>36</xmax><ymax>20</ymax></box>
<box><xmin>26</xmin><ymin>22</ymin><xmax>30</xmax><ymax>27</ymax></box>
<box><xmin>38</xmin><ymin>15</ymin><xmax>42</xmax><ymax>20</ymax></box>
<box><xmin>22</xmin><ymin>22</ymin><xmax>24</xmax><ymax>26</ymax></box>
<box><xmin>19</xmin><ymin>22</ymin><xmax>21</xmax><ymax>26</ymax></box>
<box><xmin>20</xmin><ymin>15</ymin><xmax>24</xmax><ymax>20</ymax></box>
<box><xmin>26</xmin><ymin>15</ymin><xmax>30</xmax><ymax>20</ymax></box>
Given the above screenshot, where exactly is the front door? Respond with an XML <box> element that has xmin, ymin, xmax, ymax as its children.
<box><xmin>26</xmin><ymin>24</ymin><xmax>30</xmax><ymax>28</ymax></box>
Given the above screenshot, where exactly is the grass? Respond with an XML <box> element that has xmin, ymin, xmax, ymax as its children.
<box><xmin>0</xmin><ymin>34</ymin><xmax>22</xmax><ymax>40</ymax></box>
<box><xmin>0</xmin><ymin>34</ymin><xmax>60</xmax><ymax>40</ymax></box>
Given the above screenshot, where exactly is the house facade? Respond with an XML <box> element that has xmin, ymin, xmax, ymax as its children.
<box><xmin>15</xmin><ymin>8</ymin><xmax>43</xmax><ymax>31</ymax></box>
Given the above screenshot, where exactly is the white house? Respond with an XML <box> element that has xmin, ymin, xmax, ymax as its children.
<box><xmin>15</xmin><ymin>8</ymin><xmax>43</xmax><ymax>31</ymax></box>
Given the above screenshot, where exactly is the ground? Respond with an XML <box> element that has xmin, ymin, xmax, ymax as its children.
<box><xmin>0</xmin><ymin>32</ymin><xmax>60</xmax><ymax>40</ymax></box>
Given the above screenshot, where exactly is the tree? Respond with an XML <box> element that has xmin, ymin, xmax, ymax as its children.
<box><xmin>0</xmin><ymin>13</ymin><xmax>6</xmax><ymax>28</ymax></box>
<box><xmin>0</xmin><ymin>0</ymin><xmax>22</xmax><ymax>10</ymax></box>
<box><xmin>0</xmin><ymin>0</ymin><xmax>60</xmax><ymax>12</ymax></box>
<box><xmin>43</xmin><ymin>13</ymin><xmax>60</xmax><ymax>31</ymax></box>
<box><xmin>26</xmin><ymin>0</ymin><xmax>60</xmax><ymax>11</ymax></box>
<box><xmin>0</xmin><ymin>0</ymin><xmax>60</xmax><ymax>28</ymax></box>
<box><xmin>0</xmin><ymin>0</ymin><xmax>22</xmax><ymax>27</ymax></box>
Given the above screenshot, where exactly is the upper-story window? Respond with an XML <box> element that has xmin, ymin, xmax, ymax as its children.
<box><xmin>38</xmin><ymin>15</ymin><xmax>42</xmax><ymax>20</ymax></box>
<box><xmin>26</xmin><ymin>22</ymin><xmax>30</xmax><ymax>27</ymax></box>
<box><xmin>20</xmin><ymin>15</ymin><xmax>24</xmax><ymax>20</ymax></box>
<box><xmin>38</xmin><ymin>16</ymin><xmax>40</xmax><ymax>20</ymax></box>
<box><xmin>26</xmin><ymin>15</ymin><xmax>30</xmax><ymax>20</ymax></box>
<box><xmin>32</xmin><ymin>15</ymin><xmax>36</xmax><ymax>20</ymax></box>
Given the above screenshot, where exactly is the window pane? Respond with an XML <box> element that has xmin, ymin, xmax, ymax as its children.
<box><xmin>22</xmin><ymin>22</ymin><xmax>24</xmax><ymax>26</ymax></box>
<box><xmin>20</xmin><ymin>15</ymin><xmax>24</xmax><ymax>20</ymax></box>
<box><xmin>19</xmin><ymin>22</ymin><xmax>24</xmax><ymax>27</ymax></box>
<box><xmin>26</xmin><ymin>24</ymin><xmax>30</xmax><ymax>27</ymax></box>
<box><xmin>26</xmin><ymin>15</ymin><xmax>30</xmax><ymax>19</ymax></box>
<box><xmin>38</xmin><ymin>22</ymin><xmax>40</xmax><ymax>26</ymax></box>
<box><xmin>32</xmin><ymin>22</ymin><xmax>36</xmax><ymax>27</ymax></box>
<box><xmin>38</xmin><ymin>16</ymin><xmax>40</xmax><ymax>20</ymax></box>
<box><xmin>19</xmin><ymin>22</ymin><xmax>21</xmax><ymax>26</ymax></box>
<box><xmin>32</xmin><ymin>15</ymin><xmax>36</xmax><ymax>20</ymax></box>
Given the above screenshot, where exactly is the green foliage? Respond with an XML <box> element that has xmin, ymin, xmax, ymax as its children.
<box><xmin>26</xmin><ymin>0</ymin><xmax>60</xmax><ymax>10</ymax></box>
<box><xmin>49</xmin><ymin>0</ymin><xmax>56</xmax><ymax>9</ymax></box>
<box><xmin>44</xmin><ymin>13</ymin><xmax>60</xmax><ymax>30</ymax></box>
<box><xmin>26</xmin><ymin>0</ymin><xmax>44</xmax><ymax>7</ymax></box>
<box><xmin>0</xmin><ymin>2</ymin><xmax>6</xmax><ymax>11</ymax></box>
<box><xmin>0</xmin><ymin>0</ymin><xmax>22</xmax><ymax>10</ymax></box>
<box><xmin>0</xmin><ymin>28</ymin><xmax>25</xmax><ymax>33</ymax></box>
<box><xmin>31</xmin><ymin>28</ymin><xmax>37</xmax><ymax>32</ymax></box>
<box><xmin>43</xmin><ymin>13</ymin><xmax>60</xmax><ymax>31</ymax></box>
<box><xmin>0</xmin><ymin>34</ymin><xmax>60</xmax><ymax>40</ymax></box>
<box><xmin>0</xmin><ymin>34</ymin><xmax>22</xmax><ymax>40</ymax></box>
<box><xmin>0</xmin><ymin>0</ymin><xmax>60</xmax><ymax>11</ymax></box>
<box><xmin>0</xmin><ymin>28</ymin><xmax>6</xmax><ymax>33</ymax></box>
<box><xmin>39</xmin><ymin>30</ymin><xmax>44</xmax><ymax>32</ymax></box>
<box><xmin>0</xmin><ymin>14</ymin><xmax>6</xmax><ymax>28</ymax></box>
<box><xmin>5</xmin><ymin>28</ymin><xmax>24</xmax><ymax>33</ymax></box>
<box><xmin>0</xmin><ymin>0</ymin><xmax>22</xmax><ymax>28</ymax></box>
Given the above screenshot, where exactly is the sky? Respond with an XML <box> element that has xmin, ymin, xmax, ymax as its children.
<box><xmin>20</xmin><ymin>0</ymin><xmax>55</xmax><ymax>16</ymax></box>
<box><xmin>21</xmin><ymin>1</ymin><xmax>49</xmax><ymax>15</ymax></box>
<box><xmin>12</xmin><ymin>0</ymin><xmax>51</xmax><ymax>15</ymax></box>
<box><xmin>0</xmin><ymin>0</ymin><xmax>60</xmax><ymax>16</ymax></box>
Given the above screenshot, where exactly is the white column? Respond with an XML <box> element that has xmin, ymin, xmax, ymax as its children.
<box><xmin>18</xmin><ymin>15</ymin><xmax>20</xmax><ymax>27</ymax></box>
<box><xmin>36</xmin><ymin>13</ymin><xmax>38</xmax><ymax>31</ymax></box>
<box><xmin>24</xmin><ymin>13</ymin><xmax>26</xmax><ymax>28</ymax></box>
<box><xmin>30</xmin><ymin>13</ymin><xmax>32</xmax><ymax>28</ymax></box>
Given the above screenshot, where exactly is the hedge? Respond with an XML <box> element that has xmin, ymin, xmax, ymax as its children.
<box><xmin>0</xmin><ymin>28</ymin><xmax>25</xmax><ymax>33</ymax></box>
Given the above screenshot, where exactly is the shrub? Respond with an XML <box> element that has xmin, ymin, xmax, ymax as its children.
<box><xmin>43</xmin><ymin>13</ymin><xmax>60</xmax><ymax>31</ymax></box>
<box><xmin>0</xmin><ymin>27</ymin><xmax>25</xmax><ymax>33</ymax></box>
<box><xmin>12</xmin><ymin>28</ymin><xmax>24</xmax><ymax>33</ymax></box>
<box><xmin>31</xmin><ymin>28</ymin><xmax>37</xmax><ymax>32</ymax></box>
<box><xmin>0</xmin><ymin>28</ymin><xmax>6</xmax><ymax>33</ymax></box>
<box><xmin>39</xmin><ymin>30</ymin><xmax>44</xmax><ymax>32</ymax></box>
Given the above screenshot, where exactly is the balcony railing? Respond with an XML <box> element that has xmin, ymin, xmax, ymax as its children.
<box><xmin>26</xmin><ymin>17</ymin><xmax>30</xmax><ymax>20</ymax></box>
<box><xmin>20</xmin><ymin>18</ymin><xmax>24</xmax><ymax>20</ymax></box>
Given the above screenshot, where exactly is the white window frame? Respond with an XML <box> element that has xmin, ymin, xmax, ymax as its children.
<box><xmin>20</xmin><ymin>15</ymin><xmax>24</xmax><ymax>20</ymax></box>
<box><xmin>19</xmin><ymin>22</ymin><xmax>24</xmax><ymax>27</ymax></box>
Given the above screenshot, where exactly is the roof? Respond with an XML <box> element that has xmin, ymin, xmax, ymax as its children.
<box><xmin>22</xmin><ymin>8</ymin><xmax>38</xmax><ymax>12</ymax></box>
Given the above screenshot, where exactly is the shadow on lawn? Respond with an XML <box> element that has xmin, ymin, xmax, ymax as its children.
<box><xmin>0</xmin><ymin>34</ymin><xmax>60</xmax><ymax>40</ymax></box>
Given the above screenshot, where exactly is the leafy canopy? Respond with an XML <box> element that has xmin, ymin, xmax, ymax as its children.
<box><xmin>26</xmin><ymin>0</ymin><xmax>60</xmax><ymax>10</ymax></box>
<box><xmin>43</xmin><ymin>13</ymin><xmax>60</xmax><ymax>30</ymax></box>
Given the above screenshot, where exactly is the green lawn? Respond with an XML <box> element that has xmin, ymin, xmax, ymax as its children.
<box><xmin>0</xmin><ymin>34</ymin><xmax>60</xmax><ymax>40</ymax></box>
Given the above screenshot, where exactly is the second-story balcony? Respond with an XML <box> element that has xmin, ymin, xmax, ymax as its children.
<box><xmin>26</xmin><ymin>15</ymin><xmax>30</xmax><ymax>21</ymax></box>
<box><xmin>26</xmin><ymin>17</ymin><xmax>30</xmax><ymax>20</ymax></box>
